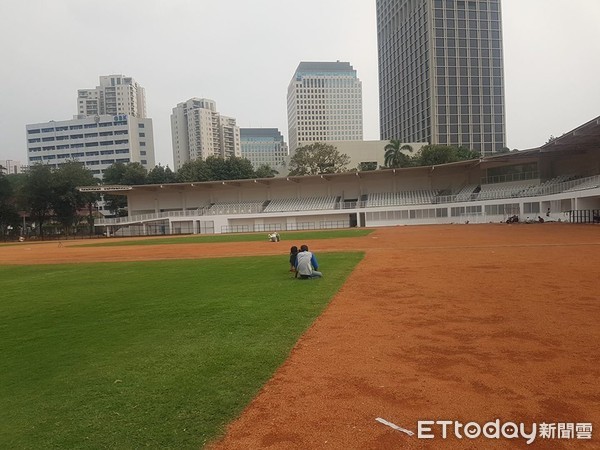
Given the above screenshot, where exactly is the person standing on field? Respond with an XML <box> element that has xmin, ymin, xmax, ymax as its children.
<box><xmin>295</xmin><ymin>244</ymin><xmax>322</xmax><ymax>279</ymax></box>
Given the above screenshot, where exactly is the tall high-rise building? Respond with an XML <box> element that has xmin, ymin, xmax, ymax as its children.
<box><xmin>287</xmin><ymin>61</ymin><xmax>363</xmax><ymax>153</ymax></box>
<box><xmin>77</xmin><ymin>75</ymin><xmax>147</xmax><ymax>118</ymax></box>
<box><xmin>171</xmin><ymin>98</ymin><xmax>241</xmax><ymax>170</ymax></box>
<box><xmin>377</xmin><ymin>0</ymin><xmax>506</xmax><ymax>154</ymax></box>
<box><xmin>240</xmin><ymin>128</ymin><xmax>289</xmax><ymax>173</ymax></box>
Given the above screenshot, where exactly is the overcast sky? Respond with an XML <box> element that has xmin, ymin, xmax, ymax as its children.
<box><xmin>1</xmin><ymin>0</ymin><xmax>599</xmax><ymax>167</ymax></box>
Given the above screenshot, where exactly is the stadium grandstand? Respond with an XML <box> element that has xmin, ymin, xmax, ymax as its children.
<box><xmin>83</xmin><ymin>116</ymin><xmax>600</xmax><ymax>236</ymax></box>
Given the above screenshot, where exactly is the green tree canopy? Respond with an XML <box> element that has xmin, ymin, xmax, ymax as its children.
<box><xmin>208</xmin><ymin>156</ymin><xmax>255</xmax><ymax>181</ymax></box>
<box><xmin>51</xmin><ymin>161</ymin><xmax>98</xmax><ymax>235</ymax></box>
<box><xmin>288</xmin><ymin>143</ymin><xmax>351</xmax><ymax>176</ymax></box>
<box><xmin>175</xmin><ymin>159</ymin><xmax>212</xmax><ymax>183</ymax></box>
<box><xmin>414</xmin><ymin>145</ymin><xmax>480</xmax><ymax>166</ymax></box>
<box><xmin>102</xmin><ymin>162</ymin><xmax>148</xmax><ymax>215</ymax></box>
<box><xmin>103</xmin><ymin>162</ymin><xmax>148</xmax><ymax>185</ymax></box>
<box><xmin>384</xmin><ymin>140</ymin><xmax>413</xmax><ymax>168</ymax></box>
<box><xmin>147</xmin><ymin>165</ymin><xmax>176</xmax><ymax>184</ymax></box>
<box><xmin>254</xmin><ymin>164</ymin><xmax>279</xmax><ymax>178</ymax></box>
<box><xmin>175</xmin><ymin>156</ymin><xmax>257</xmax><ymax>182</ymax></box>
<box><xmin>21</xmin><ymin>164</ymin><xmax>54</xmax><ymax>237</ymax></box>
<box><xmin>356</xmin><ymin>162</ymin><xmax>378</xmax><ymax>171</ymax></box>
<box><xmin>453</xmin><ymin>146</ymin><xmax>481</xmax><ymax>161</ymax></box>
<box><xmin>0</xmin><ymin>173</ymin><xmax>21</xmax><ymax>240</ymax></box>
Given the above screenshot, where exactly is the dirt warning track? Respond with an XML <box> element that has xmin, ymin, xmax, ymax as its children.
<box><xmin>2</xmin><ymin>224</ymin><xmax>599</xmax><ymax>449</ymax></box>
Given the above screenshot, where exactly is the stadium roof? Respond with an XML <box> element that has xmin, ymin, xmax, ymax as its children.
<box><xmin>81</xmin><ymin>115</ymin><xmax>600</xmax><ymax>194</ymax></box>
<box><xmin>539</xmin><ymin>114</ymin><xmax>600</xmax><ymax>153</ymax></box>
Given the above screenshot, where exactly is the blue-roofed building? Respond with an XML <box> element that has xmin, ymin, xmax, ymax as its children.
<box><xmin>240</xmin><ymin>128</ymin><xmax>288</xmax><ymax>175</ymax></box>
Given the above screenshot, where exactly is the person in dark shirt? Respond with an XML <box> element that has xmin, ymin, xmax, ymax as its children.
<box><xmin>289</xmin><ymin>246</ymin><xmax>299</xmax><ymax>272</ymax></box>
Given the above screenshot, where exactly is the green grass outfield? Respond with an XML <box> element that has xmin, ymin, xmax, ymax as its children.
<box><xmin>0</xmin><ymin>252</ymin><xmax>363</xmax><ymax>449</ymax></box>
<box><xmin>75</xmin><ymin>229</ymin><xmax>373</xmax><ymax>247</ymax></box>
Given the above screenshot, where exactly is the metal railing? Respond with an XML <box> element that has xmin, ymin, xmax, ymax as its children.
<box><xmin>481</xmin><ymin>171</ymin><xmax>539</xmax><ymax>185</ymax></box>
<box><xmin>206</xmin><ymin>203</ymin><xmax>265</xmax><ymax>215</ymax></box>
<box><xmin>96</xmin><ymin>207</ymin><xmax>210</xmax><ymax>225</ymax></box>
<box><xmin>337</xmin><ymin>201</ymin><xmax>365</xmax><ymax>209</ymax></box>
<box><xmin>433</xmin><ymin>174</ymin><xmax>600</xmax><ymax>204</ymax></box>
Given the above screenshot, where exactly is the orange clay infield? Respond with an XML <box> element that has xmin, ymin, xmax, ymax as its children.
<box><xmin>2</xmin><ymin>223</ymin><xmax>599</xmax><ymax>449</ymax></box>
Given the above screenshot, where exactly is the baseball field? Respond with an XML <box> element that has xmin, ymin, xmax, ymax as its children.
<box><xmin>1</xmin><ymin>223</ymin><xmax>598</xmax><ymax>449</ymax></box>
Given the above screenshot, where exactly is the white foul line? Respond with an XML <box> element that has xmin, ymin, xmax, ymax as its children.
<box><xmin>375</xmin><ymin>417</ymin><xmax>415</xmax><ymax>436</ymax></box>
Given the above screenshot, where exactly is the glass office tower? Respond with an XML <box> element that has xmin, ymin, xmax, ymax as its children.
<box><xmin>377</xmin><ymin>0</ymin><xmax>506</xmax><ymax>154</ymax></box>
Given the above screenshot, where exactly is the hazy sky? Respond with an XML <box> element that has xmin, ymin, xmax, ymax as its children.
<box><xmin>1</xmin><ymin>0</ymin><xmax>599</xmax><ymax>167</ymax></box>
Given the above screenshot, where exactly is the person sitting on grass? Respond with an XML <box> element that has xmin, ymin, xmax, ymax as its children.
<box><xmin>289</xmin><ymin>245</ymin><xmax>299</xmax><ymax>272</ymax></box>
<box><xmin>295</xmin><ymin>244</ymin><xmax>322</xmax><ymax>279</ymax></box>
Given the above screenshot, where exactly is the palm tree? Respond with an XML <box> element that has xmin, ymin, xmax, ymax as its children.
<box><xmin>384</xmin><ymin>140</ymin><xmax>413</xmax><ymax>168</ymax></box>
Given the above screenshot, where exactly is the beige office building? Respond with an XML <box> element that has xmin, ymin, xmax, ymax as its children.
<box><xmin>171</xmin><ymin>98</ymin><xmax>241</xmax><ymax>170</ymax></box>
<box><xmin>287</xmin><ymin>61</ymin><xmax>363</xmax><ymax>154</ymax></box>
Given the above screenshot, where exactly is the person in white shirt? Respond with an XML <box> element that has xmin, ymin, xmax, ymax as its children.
<box><xmin>295</xmin><ymin>244</ymin><xmax>322</xmax><ymax>279</ymax></box>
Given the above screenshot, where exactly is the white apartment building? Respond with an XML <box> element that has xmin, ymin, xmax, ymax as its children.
<box><xmin>240</xmin><ymin>128</ymin><xmax>289</xmax><ymax>174</ymax></box>
<box><xmin>77</xmin><ymin>75</ymin><xmax>147</xmax><ymax>119</ymax></box>
<box><xmin>0</xmin><ymin>160</ymin><xmax>25</xmax><ymax>174</ymax></box>
<box><xmin>287</xmin><ymin>61</ymin><xmax>363</xmax><ymax>154</ymax></box>
<box><xmin>26</xmin><ymin>114</ymin><xmax>155</xmax><ymax>179</ymax></box>
<box><xmin>171</xmin><ymin>98</ymin><xmax>241</xmax><ymax>170</ymax></box>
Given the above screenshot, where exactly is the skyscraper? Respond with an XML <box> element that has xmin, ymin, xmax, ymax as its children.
<box><xmin>377</xmin><ymin>0</ymin><xmax>506</xmax><ymax>154</ymax></box>
<box><xmin>287</xmin><ymin>61</ymin><xmax>363</xmax><ymax>153</ymax></box>
<box><xmin>77</xmin><ymin>75</ymin><xmax>147</xmax><ymax>118</ymax></box>
<box><xmin>171</xmin><ymin>98</ymin><xmax>241</xmax><ymax>170</ymax></box>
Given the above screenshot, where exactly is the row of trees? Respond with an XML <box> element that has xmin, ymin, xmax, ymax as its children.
<box><xmin>383</xmin><ymin>141</ymin><xmax>481</xmax><ymax>168</ymax></box>
<box><xmin>0</xmin><ymin>162</ymin><xmax>99</xmax><ymax>239</ymax></box>
<box><xmin>286</xmin><ymin>141</ymin><xmax>482</xmax><ymax>175</ymax></box>
<box><xmin>102</xmin><ymin>156</ymin><xmax>279</xmax><ymax>186</ymax></box>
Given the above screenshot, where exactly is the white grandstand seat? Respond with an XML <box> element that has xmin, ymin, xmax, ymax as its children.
<box><xmin>207</xmin><ymin>201</ymin><xmax>266</xmax><ymax>215</ymax></box>
<box><xmin>263</xmin><ymin>196</ymin><xmax>338</xmax><ymax>212</ymax></box>
<box><xmin>455</xmin><ymin>184</ymin><xmax>478</xmax><ymax>201</ymax></box>
<box><xmin>366</xmin><ymin>190</ymin><xmax>438</xmax><ymax>207</ymax></box>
